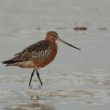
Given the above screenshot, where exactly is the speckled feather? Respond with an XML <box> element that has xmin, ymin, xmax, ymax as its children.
<box><xmin>13</xmin><ymin>40</ymin><xmax>51</xmax><ymax>62</ymax></box>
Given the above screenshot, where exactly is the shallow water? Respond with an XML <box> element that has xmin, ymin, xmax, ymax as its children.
<box><xmin>0</xmin><ymin>0</ymin><xmax>110</xmax><ymax>110</ymax></box>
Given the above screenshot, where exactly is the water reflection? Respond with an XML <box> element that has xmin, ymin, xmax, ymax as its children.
<box><xmin>11</xmin><ymin>99</ymin><xmax>55</xmax><ymax>110</ymax></box>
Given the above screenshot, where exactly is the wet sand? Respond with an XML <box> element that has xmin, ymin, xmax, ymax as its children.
<box><xmin>0</xmin><ymin>0</ymin><xmax>110</xmax><ymax>110</ymax></box>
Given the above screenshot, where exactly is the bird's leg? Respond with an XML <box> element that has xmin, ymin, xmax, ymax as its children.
<box><xmin>29</xmin><ymin>69</ymin><xmax>35</xmax><ymax>88</ymax></box>
<box><xmin>36</xmin><ymin>69</ymin><xmax>43</xmax><ymax>86</ymax></box>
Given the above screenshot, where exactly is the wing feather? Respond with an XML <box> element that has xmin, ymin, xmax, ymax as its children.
<box><xmin>13</xmin><ymin>40</ymin><xmax>51</xmax><ymax>62</ymax></box>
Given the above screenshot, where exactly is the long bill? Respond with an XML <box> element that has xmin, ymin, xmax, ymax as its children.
<box><xmin>58</xmin><ymin>38</ymin><xmax>81</xmax><ymax>50</ymax></box>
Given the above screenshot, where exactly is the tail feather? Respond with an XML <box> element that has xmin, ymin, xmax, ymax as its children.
<box><xmin>2</xmin><ymin>54</ymin><xmax>23</xmax><ymax>66</ymax></box>
<box><xmin>2</xmin><ymin>60</ymin><xmax>18</xmax><ymax>66</ymax></box>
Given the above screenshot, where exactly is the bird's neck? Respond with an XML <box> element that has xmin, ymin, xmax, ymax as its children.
<box><xmin>45</xmin><ymin>36</ymin><xmax>57</xmax><ymax>49</ymax></box>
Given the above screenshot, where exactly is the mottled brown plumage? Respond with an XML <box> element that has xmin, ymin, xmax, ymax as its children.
<box><xmin>6</xmin><ymin>40</ymin><xmax>55</xmax><ymax>68</ymax></box>
<box><xmin>2</xmin><ymin>31</ymin><xmax>81</xmax><ymax>88</ymax></box>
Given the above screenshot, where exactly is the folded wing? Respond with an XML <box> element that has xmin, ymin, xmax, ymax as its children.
<box><xmin>2</xmin><ymin>40</ymin><xmax>51</xmax><ymax>65</ymax></box>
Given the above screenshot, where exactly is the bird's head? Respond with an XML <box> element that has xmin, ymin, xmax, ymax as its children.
<box><xmin>45</xmin><ymin>31</ymin><xmax>81</xmax><ymax>50</ymax></box>
<box><xmin>46</xmin><ymin>31</ymin><xmax>58</xmax><ymax>41</ymax></box>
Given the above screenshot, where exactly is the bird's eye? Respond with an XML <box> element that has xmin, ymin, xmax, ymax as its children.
<box><xmin>52</xmin><ymin>34</ymin><xmax>56</xmax><ymax>36</ymax></box>
<box><xmin>52</xmin><ymin>33</ymin><xmax>58</xmax><ymax>37</ymax></box>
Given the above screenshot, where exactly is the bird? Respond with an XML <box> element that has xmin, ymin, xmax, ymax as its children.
<box><xmin>2</xmin><ymin>31</ymin><xmax>81</xmax><ymax>88</ymax></box>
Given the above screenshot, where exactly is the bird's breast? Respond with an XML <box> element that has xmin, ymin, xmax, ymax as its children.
<box><xmin>33</xmin><ymin>41</ymin><xmax>57</xmax><ymax>67</ymax></box>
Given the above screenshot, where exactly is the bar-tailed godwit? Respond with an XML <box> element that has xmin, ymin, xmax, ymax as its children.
<box><xmin>2</xmin><ymin>31</ymin><xmax>81</xmax><ymax>88</ymax></box>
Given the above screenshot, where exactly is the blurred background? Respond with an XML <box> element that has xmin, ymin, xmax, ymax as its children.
<box><xmin>0</xmin><ymin>0</ymin><xmax>110</xmax><ymax>110</ymax></box>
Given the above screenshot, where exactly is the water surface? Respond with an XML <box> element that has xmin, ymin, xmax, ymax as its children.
<box><xmin>0</xmin><ymin>0</ymin><xmax>110</xmax><ymax>110</ymax></box>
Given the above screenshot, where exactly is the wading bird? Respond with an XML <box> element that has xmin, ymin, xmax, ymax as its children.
<box><xmin>2</xmin><ymin>31</ymin><xmax>81</xmax><ymax>88</ymax></box>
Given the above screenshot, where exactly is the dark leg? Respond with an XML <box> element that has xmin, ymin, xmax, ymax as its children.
<box><xmin>36</xmin><ymin>69</ymin><xmax>43</xmax><ymax>86</ymax></box>
<box><xmin>29</xmin><ymin>69</ymin><xmax>35</xmax><ymax>88</ymax></box>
